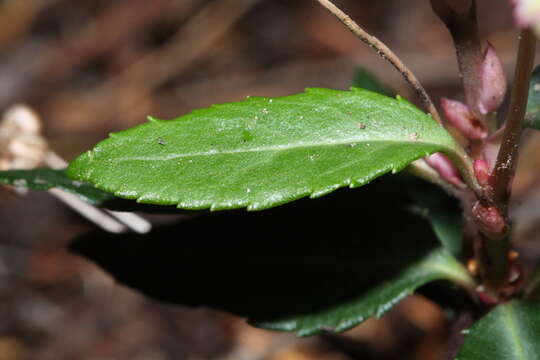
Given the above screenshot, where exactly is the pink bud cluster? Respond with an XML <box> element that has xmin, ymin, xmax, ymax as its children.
<box><xmin>429</xmin><ymin>44</ymin><xmax>506</xmax><ymax>189</ymax></box>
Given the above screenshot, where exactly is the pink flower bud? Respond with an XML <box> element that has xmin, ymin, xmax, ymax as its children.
<box><xmin>477</xmin><ymin>43</ymin><xmax>507</xmax><ymax>115</ymax></box>
<box><xmin>472</xmin><ymin>201</ymin><xmax>507</xmax><ymax>239</ymax></box>
<box><xmin>474</xmin><ymin>159</ymin><xmax>490</xmax><ymax>187</ymax></box>
<box><xmin>425</xmin><ymin>153</ymin><xmax>465</xmax><ymax>188</ymax></box>
<box><xmin>441</xmin><ymin>97</ymin><xmax>487</xmax><ymax>140</ymax></box>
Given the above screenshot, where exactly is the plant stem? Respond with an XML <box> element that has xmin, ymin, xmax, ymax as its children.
<box><xmin>315</xmin><ymin>0</ymin><xmax>442</xmax><ymax>125</ymax></box>
<box><xmin>431</xmin><ymin>0</ymin><xmax>484</xmax><ymax>117</ymax></box>
<box><xmin>491</xmin><ymin>29</ymin><xmax>536</xmax><ymax>211</ymax></box>
<box><xmin>481</xmin><ymin>29</ymin><xmax>536</xmax><ymax>295</ymax></box>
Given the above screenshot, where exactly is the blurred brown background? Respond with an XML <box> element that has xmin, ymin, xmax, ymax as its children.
<box><xmin>0</xmin><ymin>0</ymin><xmax>538</xmax><ymax>359</ymax></box>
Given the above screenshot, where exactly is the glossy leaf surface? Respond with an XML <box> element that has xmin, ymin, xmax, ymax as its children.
<box><xmin>71</xmin><ymin>177</ymin><xmax>473</xmax><ymax>337</ymax></box>
<box><xmin>457</xmin><ymin>300</ymin><xmax>540</xmax><ymax>360</ymax></box>
<box><xmin>0</xmin><ymin>169</ymin><xmax>114</xmax><ymax>205</ymax></box>
<box><xmin>68</xmin><ymin>88</ymin><xmax>458</xmax><ymax>211</ymax></box>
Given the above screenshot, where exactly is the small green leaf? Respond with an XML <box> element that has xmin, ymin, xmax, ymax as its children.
<box><xmin>525</xmin><ymin>65</ymin><xmax>540</xmax><ymax>130</ymax></box>
<box><xmin>67</xmin><ymin>88</ymin><xmax>459</xmax><ymax>211</ymax></box>
<box><xmin>456</xmin><ymin>300</ymin><xmax>540</xmax><ymax>360</ymax></box>
<box><xmin>0</xmin><ymin>169</ymin><xmax>194</xmax><ymax>213</ymax></box>
<box><xmin>352</xmin><ymin>68</ymin><xmax>394</xmax><ymax>97</ymax></box>
<box><xmin>0</xmin><ymin>169</ymin><xmax>114</xmax><ymax>206</ymax></box>
<box><xmin>254</xmin><ymin>248</ymin><xmax>472</xmax><ymax>336</ymax></box>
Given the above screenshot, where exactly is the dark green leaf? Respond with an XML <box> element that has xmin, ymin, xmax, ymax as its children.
<box><xmin>0</xmin><ymin>169</ymin><xmax>114</xmax><ymax>206</ymax></box>
<box><xmin>254</xmin><ymin>248</ymin><xmax>472</xmax><ymax>336</ymax></box>
<box><xmin>525</xmin><ymin>65</ymin><xmax>540</xmax><ymax>130</ymax></box>
<box><xmin>0</xmin><ymin>169</ymin><xmax>199</xmax><ymax>213</ymax></box>
<box><xmin>350</xmin><ymin>71</ymin><xmax>462</xmax><ymax>255</ymax></box>
<box><xmin>456</xmin><ymin>300</ymin><xmax>540</xmax><ymax>360</ymax></box>
<box><xmin>352</xmin><ymin>68</ymin><xmax>394</xmax><ymax>97</ymax></box>
<box><xmin>70</xmin><ymin>177</ymin><xmax>473</xmax><ymax>337</ymax></box>
<box><xmin>67</xmin><ymin>88</ymin><xmax>459</xmax><ymax>211</ymax></box>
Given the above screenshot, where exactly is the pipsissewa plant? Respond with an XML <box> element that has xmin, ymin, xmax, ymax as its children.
<box><xmin>2</xmin><ymin>0</ymin><xmax>540</xmax><ymax>358</ymax></box>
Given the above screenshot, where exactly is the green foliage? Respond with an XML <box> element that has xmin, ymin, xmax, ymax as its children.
<box><xmin>254</xmin><ymin>248</ymin><xmax>472</xmax><ymax>336</ymax></box>
<box><xmin>0</xmin><ymin>169</ymin><xmax>114</xmax><ymax>206</ymax></box>
<box><xmin>70</xmin><ymin>176</ymin><xmax>473</xmax><ymax>337</ymax></box>
<box><xmin>67</xmin><ymin>87</ymin><xmax>459</xmax><ymax>211</ymax></box>
<box><xmin>0</xmin><ymin>169</ymin><xmax>196</xmax><ymax>213</ymax></box>
<box><xmin>456</xmin><ymin>300</ymin><xmax>540</xmax><ymax>360</ymax></box>
<box><xmin>525</xmin><ymin>65</ymin><xmax>540</xmax><ymax>130</ymax></box>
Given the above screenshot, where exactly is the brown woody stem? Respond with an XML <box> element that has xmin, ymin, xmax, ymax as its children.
<box><xmin>481</xmin><ymin>29</ymin><xmax>536</xmax><ymax>295</ymax></box>
<box><xmin>316</xmin><ymin>0</ymin><xmax>442</xmax><ymax>124</ymax></box>
<box><xmin>491</xmin><ymin>29</ymin><xmax>536</xmax><ymax>211</ymax></box>
<box><xmin>431</xmin><ymin>0</ymin><xmax>484</xmax><ymax>117</ymax></box>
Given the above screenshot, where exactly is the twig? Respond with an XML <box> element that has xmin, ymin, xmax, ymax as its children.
<box><xmin>45</xmin><ymin>152</ymin><xmax>152</xmax><ymax>234</ymax></box>
<box><xmin>491</xmin><ymin>29</ymin><xmax>536</xmax><ymax>211</ymax></box>
<box><xmin>479</xmin><ymin>29</ymin><xmax>536</xmax><ymax>296</ymax></box>
<box><xmin>315</xmin><ymin>0</ymin><xmax>442</xmax><ymax>124</ymax></box>
<box><xmin>48</xmin><ymin>188</ymin><xmax>128</xmax><ymax>233</ymax></box>
<box><xmin>0</xmin><ymin>104</ymin><xmax>151</xmax><ymax>234</ymax></box>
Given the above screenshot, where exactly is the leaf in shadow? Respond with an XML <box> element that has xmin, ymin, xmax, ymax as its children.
<box><xmin>70</xmin><ymin>176</ymin><xmax>471</xmax><ymax>336</ymax></box>
<box><xmin>456</xmin><ymin>300</ymin><xmax>540</xmax><ymax>360</ymax></box>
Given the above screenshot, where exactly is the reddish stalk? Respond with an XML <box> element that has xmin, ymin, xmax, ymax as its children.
<box><xmin>490</xmin><ymin>29</ymin><xmax>536</xmax><ymax>210</ymax></box>
<box><xmin>430</xmin><ymin>0</ymin><xmax>484</xmax><ymax>117</ymax></box>
<box><xmin>481</xmin><ymin>29</ymin><xmax>536</xmax><ymax>295</ymax></box>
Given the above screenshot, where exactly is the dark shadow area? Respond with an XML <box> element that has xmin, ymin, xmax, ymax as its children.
<box><xmin>70</xmin><ymin>176</ymin><xmax>444</xmax><ymax>323</ymax></box>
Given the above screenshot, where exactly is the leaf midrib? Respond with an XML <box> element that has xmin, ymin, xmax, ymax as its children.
<box><xmin>104</xmin><ymin>139</ymin><xmax>448</xmax><ymax>163</ymax></box>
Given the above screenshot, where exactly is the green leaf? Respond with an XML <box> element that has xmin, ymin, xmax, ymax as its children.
<box><xmin>525</xmin><ymin>65</ymin><xmax>540</xmax><ymax>130</ymax></box>
<box><xmin>350</xmin><ymin>71</ymin><xmax>463</xmax><ymax>255</ymax></box>
<box><xmin>67</xmin><ymin>87</ymin><xmax>459</xmax><ymax>211</ymax></box>
<box><xmin>254</xmin><ymin>248</ymin><xmax>472</xmax><ymax>336</ymax></box>
<box><xmin>0</xmin><ymin>169</ymin><xmax>195</xmax><ymax>213</ymax></box>
<box><xmin>0</xmin><ymin>169</ymin><xmax>114</xmax><ymax>206</ymax></box>
<box><xmin>352</xmin><ymin>68</ymin><xmax>394</xmax><ymax>97</ymax></box>
<box><xmin>456</xmin><ymin>300</ymin><xmax>540</xmax><ymax>360</ymax></box>
<box><xmin>70</xmin><ymin>177</ymin><xmax>473</xmax><ymax>337</ymax></box>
